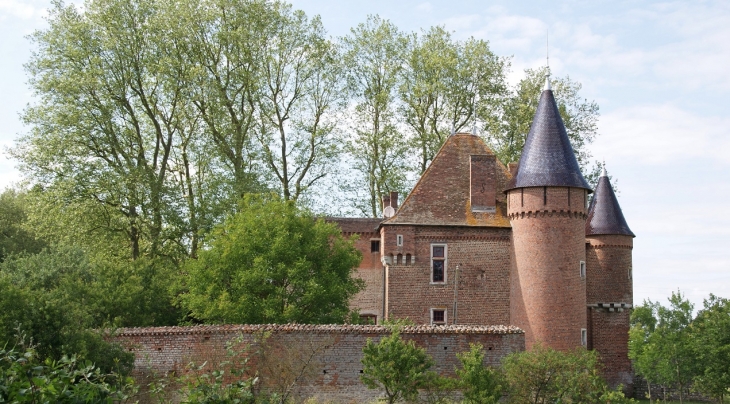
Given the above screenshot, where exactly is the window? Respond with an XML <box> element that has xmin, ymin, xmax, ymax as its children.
<box><xmin>628</xmin><ymin>266</ymin><xmax>632</xmax><ymax>280</ymax></box>
<box><xmin>359</xmin><ymin>314</ymin><xmax>377</xmax><ymax>325</ymax></box>
<box><xmin>370</xmin><ymin>239</ymin><xmax>380</xmax><ymax>253</ymax></box>
<box><xmin>431</xmin><ymin>308</ymin><xmax>447</xmax><ymax>325</ymax></box>
<box><xmin>581</xmin><ymin>328</ymin><xmax>587</xmax><ymax>346</ymax></box>
<box><xmin>431</xmin><ymin>244</ymin><xmax>447</xmax><ymax>283</ymax></box>
<box><xmin>580</xmin><ymin>261</ymin><xmax>586</xmax><ymax>279</ymax></box>
<box><xmin>396</xmin><ymin>234</ymin><xmax>403</xmax><ymax>246</ymax></box>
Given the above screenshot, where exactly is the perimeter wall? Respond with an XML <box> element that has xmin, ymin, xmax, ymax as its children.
<box><xmin>110</xmin><ymin>324</ymin><xmax>524</xmax><ymax>403</ymax></box>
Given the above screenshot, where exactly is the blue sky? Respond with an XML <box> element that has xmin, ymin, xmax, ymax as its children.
<box><xmin>1</xmin><ymin>0</ymin><xmax>729</xmax><ymax>310</ymax></box>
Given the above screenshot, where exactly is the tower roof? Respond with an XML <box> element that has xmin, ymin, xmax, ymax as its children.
<box><xmin>385</xmin><ymin>133</ymin><xmax>511</xmax><ymax>227</ymax></box>
<box><xmin>586</xmin><ymin>171</ymin><xmax>635</xmax><ymax>237</ymax></box>
<box><xmin>506</xmin><ymin>84</ymin><xmax>591</xmax><ymax>191</ymax></box>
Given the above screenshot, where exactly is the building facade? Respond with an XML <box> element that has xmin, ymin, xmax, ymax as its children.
<box><xmin>330</xmin><ymin>76</ymin><xmax>635</xmax><ymax>389</ymax></box>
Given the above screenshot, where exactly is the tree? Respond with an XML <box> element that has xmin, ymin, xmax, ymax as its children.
<box><xmin>691</xmin><ymin>295</ymin><xmax>730</xmax><ymax>403</ymax></box>
<box><xmin>400</xmin><ymin>27</ymin><xmax>508</xmax><ymax>173</ymax></box>
<box><xmin>342</xmin><ymin>15</ymin><xmax>411</xmax><ymax>218</ymax></box>
<box><xmin>629</xmin><ymin>292</ymin><xmax>698</xmax><ymax>404</ymax></box>
<box><xmin>455</xmin><ymin>343</ymin><xmax>502</xmax><ymax>404</ymax></box>
<box><xmin>256</xmin><ymin>4</ymin><xmax>344</xmax><ymax>202</ymax></box>
<box><xmin>360</xmin><ymin>330</ymin><xmax>436</xmax><ymax>404</ymax></box>
<box><xmin>488</xmin><ymin>67</ymin><xmax>599</xmax><ymax>169</ymax></box>
<box><xmin>17</xmin><ymin>0</ymin><xmax>200</xmax><ymax>260</ymax></box>
<box><xmin>181</xmin><ymin>194</ymin><xmax>364</xmax><ymax>324</ymax></box>
<box><xmin>501</xmin><ymin>344</ymin><xmax>607</xmax><ymax>404</ymax></box>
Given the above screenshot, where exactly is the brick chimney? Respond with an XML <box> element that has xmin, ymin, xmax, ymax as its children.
<box><xmin>470</xmin><ymin>155</ymin><xmax>496</xmax><ymax>213</ymax></box>
<box><xmin>390</xmin><ymin>191</ymin><xmax>398</xmax><ymax>210</ymax></box>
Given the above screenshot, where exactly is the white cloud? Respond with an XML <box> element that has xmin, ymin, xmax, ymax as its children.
<box><xmin>0</xmin><ymin>0</ymin><xmax>44</xmax><ymax>20</ymax></box>
<box><xmin>594</xmin><ymin>104</ymin><xmax>730</xmax><ymax>165</ymax></box>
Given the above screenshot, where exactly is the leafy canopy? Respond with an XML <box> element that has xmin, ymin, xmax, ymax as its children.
<box><xmin>181</xmin><ymin>194</ymin><xmax>364</xmax><ymax>324</ymax></box>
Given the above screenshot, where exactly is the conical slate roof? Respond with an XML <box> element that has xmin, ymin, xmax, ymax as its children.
<box><xmin>586</xmin><ymin>170</ymin><xmax>635</xmax><ymax>237</ymax></box>
<box><xmin>506</xmin><ymin>83</ymin><xmax>591</xmax><ymax>191</ymax></box>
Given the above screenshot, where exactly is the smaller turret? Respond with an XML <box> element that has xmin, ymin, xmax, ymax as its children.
<box><xmin>585</xmin><ymin>166</ymin><xmax>635</xmax><ymax>392</ymax></box>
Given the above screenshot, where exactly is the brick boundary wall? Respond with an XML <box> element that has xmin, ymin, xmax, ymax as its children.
<box><xmin>109</xmin><ymin>324</ymin><xmax>524</xmax><ymax>403</ymax></box>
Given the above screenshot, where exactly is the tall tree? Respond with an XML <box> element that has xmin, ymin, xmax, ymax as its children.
<box><xmin>690</xmin><ymin>295</ymin><xmax>730</xmax><ymax>403</ymax></box>
<box><xmin>488</xmin><ymin>67</ymin><xmax>599</xmax><ymax>169</ymax></box>
<box><xmin>17</xmin><ymin>0</ymin><xmax>193</xmax><ymax>259</ymax></box>
<box><xmin>256</xmin><ymin>4</ymin><xmax>343</xmax><ymax>201</ymax></box>
<box><xmin>342</xmin><ymin>15</ymin><xmax>410</xmax><ymax>217</ymax></box>
<box><xmin>400</xmin><ymin>27</ymin><xmax>509</xmax><ymax>173</ymax></box>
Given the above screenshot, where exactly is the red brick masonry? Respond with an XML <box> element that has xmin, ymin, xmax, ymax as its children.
<box><xmin>110</xmin><ymin>324</ymin><xmax>525</xmax><ymax>403</ymax></box>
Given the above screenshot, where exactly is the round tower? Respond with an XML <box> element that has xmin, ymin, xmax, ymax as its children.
<box><xmin>585</xmin><ymin>166</ymin><xmax>635</xmax><ymax>391</ymax></box>
<box><xmin>506</xmin><ymin>74</ymin><xmax>592</xmax><ymax>351</ymax></box>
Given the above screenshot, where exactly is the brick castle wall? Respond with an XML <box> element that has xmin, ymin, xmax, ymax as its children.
<box><xmin>381</xmin><ymin>226</ymin><xmax>512</xmax><ymax>325</ymax></box>
<box><xmin>508</xmin><ymin>186</ymin><xmax>588</xmax><ymax>351</ymax></box>
<box><xmin>347</xmin><ymin>229</ymin><xmax>384</xmax><ymax>322</ymax></box>
<box><xmin>110</xmin><ymin>324</ymin><xmax>525</xmax><ymax>403</ymax></box>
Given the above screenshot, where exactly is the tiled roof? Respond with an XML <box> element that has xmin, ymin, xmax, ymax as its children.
<box><xmin>506</xmin><ymin>89</ymin><xmax>591</xmax><ymax>191</ymax></box>
<box><xmin>386</xmin><ymin>133</ymin><xmax>511</xmax><ymax>227</ymax></box>
<box><xmin>111</xmin><ymin>323</ymin><xmax>523</xmax><ymax>336</ymax></box>
<box><xmin>326</xmin><ymin>217</ymin><xmax>382</xmax><ymax>233</ymax></box>
<box><xmin>586</xmin><ymin>174</ymin><xmax>635</xmax><ymax>237</ymax></box>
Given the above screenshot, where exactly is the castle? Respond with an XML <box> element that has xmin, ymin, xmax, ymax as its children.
<box><xmin>331</xmin><ymin>75</ymin><xmax>635</xmax><ymax>389</ymax></box>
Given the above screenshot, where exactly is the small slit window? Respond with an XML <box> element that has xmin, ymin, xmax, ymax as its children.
<box><xmin>581</xmin><ymin>328</ymin><xmax>587</xmax><ymax>346</ymax></box>
<box><xmin>580</xmin><ymin>261</ymin><xmax>586</xmax><ymax>279</ymax></box>
<box><xmin>396</xmin><ymin>234</ymin><xmax>403</xmax><ymax>246</ymax></box>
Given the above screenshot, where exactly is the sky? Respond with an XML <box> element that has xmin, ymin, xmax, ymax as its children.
<box><xmin>1</xmin><ymin>0</ymin><xmax>729</xmax><ymax>311</ymax></box>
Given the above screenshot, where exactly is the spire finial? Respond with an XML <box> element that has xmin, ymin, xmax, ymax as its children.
<box><xmin>544</xmin><ymin>30</ymin><xmax>552</xmax><ymax>91</ymax></box>
<box><xmin>601</xmin><ymin>161</ymin><xmax>607</xmax><ymax>177</ymax></box>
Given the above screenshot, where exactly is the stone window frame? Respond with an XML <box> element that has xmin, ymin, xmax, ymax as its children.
<box><xmin>430</xmin><ymin>308</ymin><xmax>447</xmax><ymax>325</ymax></box>
<box><xmin>396</xmin><ymin>234</ymin><xmax>403</xmax><ymax>246</ymax></box>
<box><xmin>581</xmin><ymin>328</ymin><xmax>587</xmax><ymax>346</ymax></box>
<box><xmin>580</xmin><ymin>261</ymin><xmax>586</xmax><ymax>279</ymax></box>
<box><xmin>431</xmin><ymin>244</ymin><xmax>447</xmax><ymax>284</ymax></box>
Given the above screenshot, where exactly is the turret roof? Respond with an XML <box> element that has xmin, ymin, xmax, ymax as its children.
<box><xmin>506</xmin><ymin>80</ymin><xmax>591</xmax><ymax>191</ymax></box>
<box><xmin>585</xmin><ymin>171</ymin><xmax>635</xmax><ymax>237</ymax></box>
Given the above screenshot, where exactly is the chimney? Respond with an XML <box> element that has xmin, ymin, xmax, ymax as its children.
<box><xmin>390</xmin><ymin>191</ymin><xmax>399</xmax><ymax>210</ymax></box>
<box><xmin>508</xmin><ymin>162</ymin><xmax>518</xmax><ymax>178</ymax></box>
<box><xmin>470</xmin><ymin>155</ymin><xmax>496</xmax><ymax>213</ymax></box>
<box><xmin>381</xmin><ymin>195</ymin><xmax>391</xmax><ymax>211</ymax></box>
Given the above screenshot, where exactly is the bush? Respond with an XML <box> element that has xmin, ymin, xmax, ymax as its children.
<box><xmin>361</xmin><ymin>330</ymin><xmax>436</xmax><ymax>404</ymax></box>
<box><xmin>0</xmin><ymin>333</ymin><xmax>135</xmax><ymax>403</ymax></box>
<box><xmin>456</xmin><ymin>343</ymin><xmax>503</xmax><ymax>404</ymax></box>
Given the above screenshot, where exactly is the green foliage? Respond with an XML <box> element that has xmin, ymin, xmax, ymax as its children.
<box><xmin>502</xmin><ymin>344</ymin><xmax>607</xmax><ymax>404</ymax></box>
<box><xmin>455</xmin><ymin>343</ymin><xmax>502</xmax><ymax>404</ymax></box>
<box><xmin>181</xmin><ymin>194</ymin><xmax>364</xmax><ymax>324</ymax></box>
<box><xmin>360</xmin><ymin>330</ymin><xmax>436</xmax><ymax>404</ymax></box>
<box><xmin>0</xmin><ymin>189</ymin><xmax>47</xmax><ymax>262</ymax></box>
<box><xmin>0</xmin><ymin>246</ymin><xmax>182</xmax><ymax>373</ymax></box>
<box><xmin>341</xmin><ymin>15</ymin><xmax>411</xmax><ymax>218</ymax></box>
<box><xmin>690</xmin><ymin>295</ymin><xmax>730</xmax><ymax>403</ymax></box>
<box><xmin>0</xmin><ymin>333</ymin><xmax>135</xmax><ymax>403</ymax></box>
<box><xmin>629</xmin><ymin>292</ymin><xmax>697</xmax><ymax>403</ymax></box>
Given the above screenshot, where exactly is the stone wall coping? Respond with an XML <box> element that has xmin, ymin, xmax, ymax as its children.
<box><xmin>109</xmin><ymin>324</ymin><xmax>524</xmax><ymax>337</ymax></box>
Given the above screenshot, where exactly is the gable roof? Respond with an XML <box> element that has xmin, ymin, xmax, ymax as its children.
<box><xmin>506</xmin><ymin>88</ymin><xmax>591</xmax><ymax>191</ymax></box>
<box><xmin>585</xmin><ymin>172</ymin><xmax>635</xmax><ymax>237</ymax></box>
<box><xmin>386</xmin><ymin>133</ymin><xmax>511</xmax><ymax>227</ymax></box>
